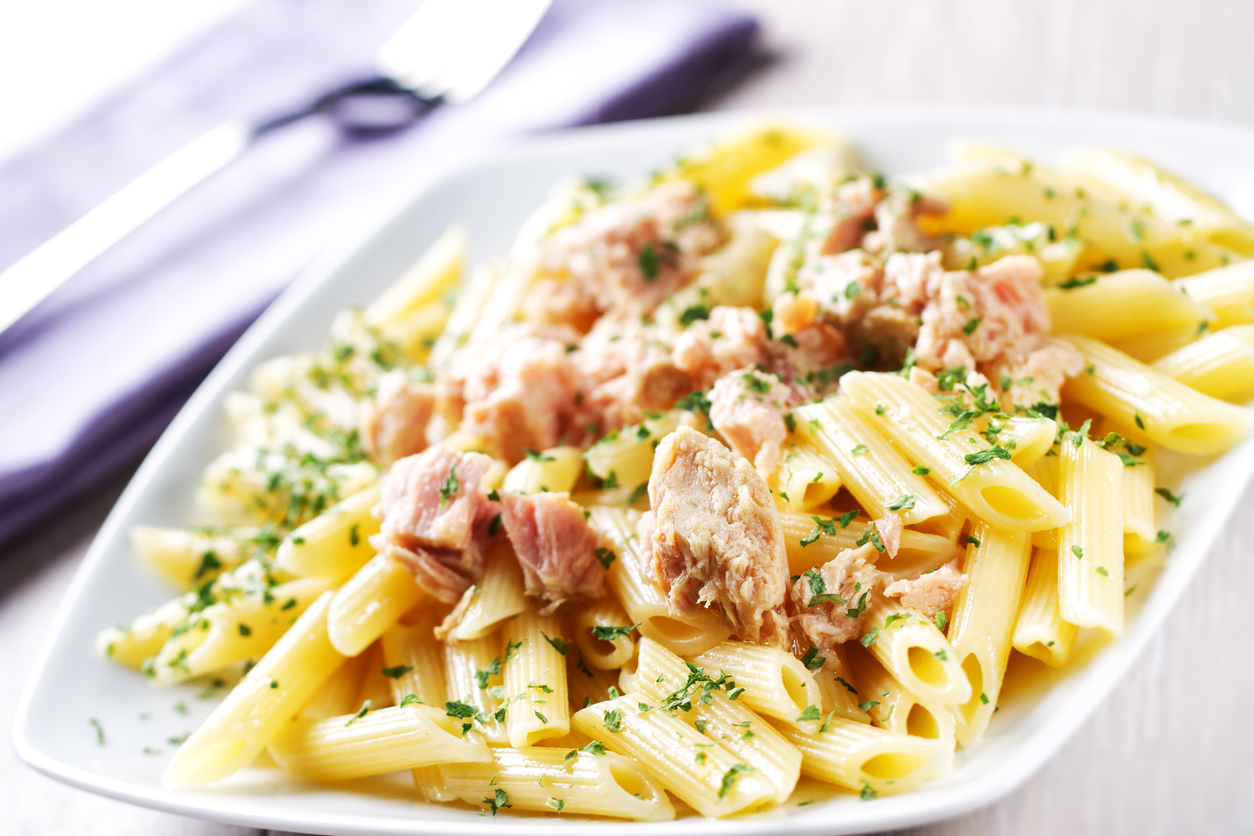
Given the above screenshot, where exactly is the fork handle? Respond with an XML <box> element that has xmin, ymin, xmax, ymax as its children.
<box><xmin>253</xmin><ymin>75</ymin><xmax>441</xmax><ymax>136</ymax></box>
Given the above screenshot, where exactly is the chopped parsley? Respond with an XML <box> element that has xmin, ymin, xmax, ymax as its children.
<box><xmin>483</xmin><ymin>788</ymin><xmax>511</xmax><ymax>816</ymax></box>
<box><xmin>1155</xmin><ymin>487</ymin><xmax>1183</xmax><ymax>507</ymax></box>
<box><xmin>595</xmin><ymin>547</ymin><xmax>616</xmax><ymax>569</ymax></box>
<box><xmin>796</xmin><ymin>705</ymin><xmax>821</xmax><ymax>722</ymax></box>
<box><xmin>546</xmin><ymin>797</ymin><xmax>565</xmax><ymax>813</ymax></box>
<box><xmin>857</xmin><ymin>700</ymin><xmax>880</xmax><ymax>713</ymax></box>
<box><xmin>886</xmin><ymin>494</ymin><xmax>915</xmax><ymax>512</ymax></box>
<box><xmin>718</xmin><ymin>764</ymin><xmax>753</xmax><ymax>800</ymax></box>
<box><xmin>438</xmin><ymin>464</ymin><xmax>460</xmax><ymax>508</ymax></box>
<box><xmin>679</xmin><ymin>305</ymin><xmax>710</xmax><ymax>326</ymax></box>
<box><xmin>541</xmin><ymin>632</ymin><xmax>571</xmax><ymax>655</ymax></box>
<box><xmin>964</xmin><ymin>535</ymin><xmax>981</xmax><ymax>547</ymax></box>
<box><xmin>1096</xmin><ymin>566</ymin><xmax>1109</xmax><ymax>577</ymax></box>
<box><xmin>799</xmin><ymin>515</ymin><xmax>838</xmax><ymax>547</ymax></box>
<box><xmin>591</xmin><ymin>623</ymin><xmax>640</xmax><ymax>642</ymax></box>
<box><xmin>1057</xmin><ymin>275</ymin><xmax>1098</xmax><ymax>289</ymax></box>
<box><xmin>345</xmin><ymin>700</ymin><xmax>371</xmax><ymax>726</ymax></box>
<box><xmin>639</xmin><ymin>242</ymin><xmax>660</xmax><ymax>280</ymax></box>
<box><xmin>962</xmin><ymin>316</ymin><xmax>983</xmax><ymax>336</ymax></box>
<box><xmin>799</xmin><ymin>645</ymin><xmax>826</xmax><ymax>671</ymax></box>
<box><xmin>564</xmin><ymin>740</ymin><xmax>606</xmax><ymax>767</ymax></box>
<box><xmin>1072</xmin><ymin>545</ymin><xmax>1084</xmax><ymax>559</ymax></box>
<box><xmin>89</xmin><ymin>718</ymin><xmax>105</xmax><ymax>746</ymax></box>
<box><xmin>860</xmin><ymin>627</ymin><xmax>879</xmax><ymax>647</ymax></box>
<box><xmin>602</xmin><ymin>709</ymin><xmax>624</xmax><ymax>733</ymax></box>
<box><xmin>851</xmin><ymin>444</ymin><xmax>870</xmax><ymax>455</ymax></box>
<box><xmin>964</xmin><ymin>446</ymin><xmax>1012</xmax><ymax>466</ymax></box>
<box><xmin>524</xmin><ymin>449</ymin><xmax>555</xmax><ymax>462</ymax></box>
<box><xmin>911</xmin><ymin>465</ymin><xmax>931</xmax><ymax>476</ymax></box>
<box><xmin>381</xmin><ymin>665</ymin><xmax>414</xmax><ymax>679</ymax></box>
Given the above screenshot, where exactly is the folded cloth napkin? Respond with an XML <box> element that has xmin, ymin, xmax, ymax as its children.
<box><xmin>0</xmin><ymin>0</ymin><xmax>758</xmax><ymax>546</ymax></box>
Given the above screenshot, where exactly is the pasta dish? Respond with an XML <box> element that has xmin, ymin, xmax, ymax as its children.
<box><xmin>96</xmin><ymin>123</ymin><xmax>1254</xmax><ymax>819</ymax></box>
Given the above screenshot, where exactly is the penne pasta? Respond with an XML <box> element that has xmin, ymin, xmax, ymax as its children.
<box><xmin>773</xmin><ymin>442</ymin><xmax>843</xmax><ymax>511</ymax></box>
<box><xmin>363</xmin><ymin>224</ymin><xmax>466</xmax><ymax>330</ymax></box>
<box><xmin>163</xmin><ymin>591</ymin><xmax>347</xmax><ymax>786</ymax></box>
<box><xmin>839</xmin><ymin>372</ymin><xmax>1068</xmax><ymax>532</ymax></box>
<box><xmin>1012</xmin><ymin>549</ymin><xmax>1078</xmax><ymax>666</ymax></box>
<box><xmin>572</xmin><ymin>695</ymin><xmax>777</xmax><ymax>817</ymax></box>
<box><xmin>794</xmin><ymin>397</ymin><xmax>948</xmax><ymax>525</ymax></box>
<box><xmin>1061</xmin><ymin>334</ymin><xmax>1251</xmax><ymax>455</ymax></box>
<box><xmin>860</xmin><ymin>597</ymin><xmax>970</xmax><ymax>706</ymax></box>
<box><xmin>275</xmin><ymin>485</ymin><xmax>380</xmax><ymax>583</ymax></box>
<box><xmin>327</xmin><ymin>552</ymin><xmax>426</xmax><ymax>657</ymax></box>
<box><xmin>269</xmin><ymin>703</ymin><xmax>491</xmax><ymax>782</ymax></box>
<box><xmin>1174</xmin><ymin>260</ymin><xmax>1254</xmax><ymax>328</ymax></box>
<box><xmin>573</xmin><ymin>595</ymin><xmax>637</xmax><ymax>671</ymax></box>
<box><xmin>622</xmin><ymin>638</ymin><xmax>802</xmax><ymax>804</ymax></box>
<box><xmin>440</xmin><ymin>541</ymin><xmax>528</xmax><ymax>642</ymax></box>
<box><xmin>779</xmin><ymin>509</ymin><xmax>960</xmax><ymax>581</ymax></box>
<box><xmin>693</xmin><ymin>641</ymin><xmax>823</xmax><ymax>733</ymax></box>
<box><xmin>1044</xmin><ymin>270</ymin><xmax>1215</xmax><ymax>342</ymax></box>
<box><xmin>502</xmin><ymin>611</ymin><xmax>571</xmax><ymax>747</ymax></box>
<box><xmin>128</xmin><ymin>525</ymin><xmax>257</xmax><ymax>589</ymax></box>
<box><xmin>438</xmin><ymin>746</ymin><xmax>675</xmax><ymax>821</ymax></box>
<box><xmin>945</xmin><ymin>524</ymin><xmax>1032</xmax><ymax>746</ymax></box>
<box><xmin>844</xmin><ymin>644</ymin><xmax>955</xmax><ymax>745</ymax></box>
<box><xmin>1151</xmin><ymin>325</ymin><xmax>1254</xmax><ymax>403</ymax></box>
<box><xmin>1056</xmin><ymin>435</ymin><xmax>1125</xmax><ymax>633</ymax></box>
<box><xmin>503</xmin><ymin>446</ymin><xmax>584</xmax><ymax>494</ymax></box>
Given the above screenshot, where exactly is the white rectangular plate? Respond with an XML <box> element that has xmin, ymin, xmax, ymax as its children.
<box><xmin>15</xmin><ymin>105</ymin><xmax>1254</xmax><ymax>835</ymax></box>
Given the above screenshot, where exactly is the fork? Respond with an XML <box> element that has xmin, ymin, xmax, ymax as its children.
<box><xmin>0</xmin><ymin>0</ymin><xmax>552</xmax><ymax>337</ymax></box>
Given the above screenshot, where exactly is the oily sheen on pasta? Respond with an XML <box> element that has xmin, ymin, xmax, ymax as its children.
<box><xmin>100</xmin><ymin>123</ymin><xmax>1253</xmax><ymax>819</ymax></box>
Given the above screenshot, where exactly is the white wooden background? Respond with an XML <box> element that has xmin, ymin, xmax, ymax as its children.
<box><xmin>4</xmin><ymin>1</ymin><xmax>1254</xmax><ymax>833</ymax></box>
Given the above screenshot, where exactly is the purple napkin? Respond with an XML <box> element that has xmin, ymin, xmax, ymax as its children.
<box><xmin>0</xmin><ymin>0</ymin><xmax>758</xmax><ymax>546</ymax></box>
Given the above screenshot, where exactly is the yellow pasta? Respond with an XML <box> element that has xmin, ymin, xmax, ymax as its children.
<box><xmin>439</xmin><ymin>541</ymin><xmax>528</xmax><ymax>642</ymax></box>
<box><xmin>1152</xmin><ymin>325</ymin><xmax>1254</xmax><ymax>402</ymax></box>
<box><xmin>780</xmin><ymin>510</ymin><xmax>961</xmax><ymax>581</ymax></box>
<box><xmin>773</xmin><ymin>442</ymin><xmax>843</xmax><ymax>511</ymax></box>
<box><xmin>1174</xmin><ymin>260</ymin><xmax>1254</xmax><ymax>328</ymax></box>
<box><xmin>502</xmin><ymin>611</ymin><xmax>571</xmax><ymax>747</ymax></box>
<box><xmin>443</xmin><ymin>633</ymin><xmax>508</xmax><ymax>745</ymax></box>
<box><xmin>128</xmin><ymin>525</ymin><xmax>257</xmax><ymax>589</ymax></box>
<box><xmin>438</xmin><ymin>746</ymin><xmax>675</xmax><ymax>821</ymax></box>
<box><xmin>573</xmin><ymin>595</ymin><xmax>637</xmax><ymax>670</ymax></box>
<box><xmin>623</xmin><ymin>638</ymin><xmax>802</xmax><ymax>804</ymax></box>
<box><xmin>795</xmin><ymin>397</ymin><xmax>949</xmax><ymax>525</ymax></box>
<box><xmin>945</xmin><ymin>524</ymin><xmax>1032</xmax><ymax>746</ymax></box>
<box><xmin>363</xmin><ymin>224</ymin><xmax>466</xmax><ymax>330</ymax></box>
<box><xmin>693</xmin><ymin>641</ymin><xmax>823</xmax><ymax>732</ymax></box>
<box><xmin>839</xmin><ymin>372</ymin><xmax>1068</xmax><ymax>532</ymax></box>
<box><xmin>163</xmin><ymin>591</ymin><xmax>347</xmax><ymax>786</ymax></box>
<box><xmin>1061</xmin><ymin>334</ymin><xmax>1251</xmax><ymax>455</ymax></box>
<box><xmin>572</xmin><ymin>695</ymin><xmax>777</xmax><ymax>817</ymax></box>
<box><xmin>326</xmin><ymin>552</ymin><xmax>425</xmax><ymax>657</ymax></box>
<box><xmin>1056</xmin><ymin>435</ymin><xmax>1125</xmax><ymax>633</ymax></box>
<box><xmin>997</xmin><ymin>415</ymin><xmax>1058</xmax><ymax>468</ymax></box>
<box><xmin>844</xmin><ymin>644</ymin><xmax>955</xmax><ymax>745</ymax></box>
<box><xmin>861</xmin><ymin>597</ymin><xmax>970</xmax><ymax>706</ymax></box>
<box><xmin>583</xmin><ymin>413</ymin><xmax>680</xmax><ymax>491</ymax></box>
<box><xmin>503</xmin><ymin>445</ymin><xmax>584</xmax><ymax>494</ymax></box>
<box><xmin>1012</xmin><ymin>549</ymin><xmax>1078</xmax><ymax>666</ymax></box>
<box><xmin>1044</xmin><ymin>270</ymin><xmax>1215</xmax><ymax>342</ymax></box>
<box><xmin>275</xmin><ymin>485</ymin><xmax>380</xmax><ymax>583</ymax></box>
<box><xmin>268</xmin><ymin>703</ymin><xmax>491</xmax><ymax>782</ymax></box>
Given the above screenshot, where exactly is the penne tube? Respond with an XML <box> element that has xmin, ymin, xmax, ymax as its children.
<box><xmin>1044</xmin><ymin>270</ymin><xmax>1215</xmax><ymax>342</ymax></box>
<box><xmin>996</xmin><ymin>415</ymin><xmax>1058</xmax><ymax>467</ymax></box>
<box><xmin>771</xmin><ymin>715</ymin><xmax>953</xmax><ymax>797</ymax></box>
<box><xmin>945</xmin><ymin>524</ymin><xmax>1032</xmax><ymax>746</ymax></box>
<box><xmin>503</xmin><ymin>446</ymin><xmax>585</xmax><ymax>494</ymax></box>
<box><xmin>812</xmin><ymin>650</ymin><xmax>872</xmax><ymax>726</ymax></box>
<box><xmin>354</xmin><ymin>642</ymin><xmax>397</xmax><ymax>710</ymax></box>
<box><xmin>327</xmin><ymin>552</ymin><xmax>425</xmax><ymax>657</ymax></box>
<box><xmin>150</xmin><ymin>577</ymin><xmax>330</xmax><ymax>685</ymax></box>
<box><xmin>438</xmin><ymin>746</ymin><xmax>675</xmax><ymax>822</ymax></box>
<box><xmin>427</xmin><ymin>262</ymin><xmax>498</xmax><ymax>370</ymax></box>
<box><xmin>1057</xmin><ymin>435</ymin><xmax>1125</xmax><ymax>633</ymax></box>
<box><xmin>442</xmin><ymin>541</ymin><xmax>528</xmax><ymax>642</ymax></box>
<box><xmin>779</xmin><ymin>510</ymin><xmax>960</xmax><ymax>581</ymax></box>
<box><xmin>268</xmin><ymin>703</ymin><xmax>491</xmax><ymax>782</ymax></box>
<box><xmin>363</xmin><ymin>224</ymin><xmax>465</xmax><ymax>330</ymax></box>
<box><xmin>844</xmin><ymin>644</ymin><xmax>955</xmax><ymax>745</ymax></box>
<box><xmin>163</xmin><ymin>591</ymin><xmax>347</xmax><ymax>786</ymax></box>
<box><xmin>583</xmin><ymin>414</ymin><xmax>680</xmax><ymax>491</ymax></box>
<box><xmin>567</xmin><ymin>653</ymin><xmax>624</xmax><ymax>710</ymax></box>
<box><xmin>503</xmin><ymin>611</ymin><xmax>571</xmax><ymax>747</ymax></box>
<box><xmin>573</xmin><ymin>596</ymin><xmax>637</xmax><ymax>670</ymax></box>
<box><xmin>1152</xmin><ymin>325</ymin><xmax>1254</xmax><ymax>402</ymax></box>
<box><xmin>572</xmin><ymin>695</ymin><xmax>776</xmax><ymax>817</ymax></box>
<box><xmin>380</xmin><ymin>609</ymin><xmax>448</xmax><ymax>707</ymax></box>
<box><xmin>443</xmin><ymin>633</ymin><xmax>508</xmax><ymax>745</ymax></box>
<box><xmin>129</xmin><ymin>525</ymin><xmax>257</xmax><ymax>589</ymax></box>
<box><xmin>587</xmin><ymin>507</ymin><xmax>730</xmax><ymax>656</ymax></box>
<box><xmin>861</xmin><ymin>597</ymin><xmax>971</xmax><ymax>706</ymax></box>
<box><xmin>794</xmin><ymin>397</ymin><xmax>948</xmax><ymax>525</ymax></box>
<box><xmin>97</xmin><ymin>596</ymin><xmax>193</xmax><ymax>670</ymax></box>
<box><xmin>1117</xmin><ymin>444</ymin><xmax>1159</xmax><ymax>556</ymax></box>
<box><xmin>622</xmin><ymin>638</ymin><xmax>802</xmax><ymax>804</ymax></box>
<box><xmin>839</xmin><ymin>372</ymin><xmax>1068</xmax><ymax>532</ymax></box>
<box><xmin>1061</xmin><ymin>334</ymin><xmax>1251</xmax><ymax>455</ymax></box>
<box><xmin>1174</xmin><ymin>260</ymin><xmax>1254</xmax><ymax>328</ymax></box>
<box><xmin>1109</xmin><ymin>325</ymin><xmax>1201</xmax><ymax>363</ymax></box>
<box><xmin>774</xmin><ymin>443</ymin><xmax>843</xmax><ymax>511</ymax></box>
<box><xmin>693</xmin><ymin>642</ymin><xmax>823</xmax><ymax>732</ymax></box>
<box><xmin>297</xmin><ymin>650</ymin><xmax>371</xmax><ymax>721</ymax></box>
<box><xmin>275</xmin><ymin>485</ymin><xmax>380</xmax><ymax>583</ymax></box>
<box><xmin>1012</xmin><ymin>549</ymin><xmax>1078</xmax><ymax>666</ymax></box>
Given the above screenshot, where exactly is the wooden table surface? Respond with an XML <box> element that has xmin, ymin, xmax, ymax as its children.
<box><xmin>4</xmin><ymin>1</ymin><xmax>1253</xmax><ymax>833</ymax></box>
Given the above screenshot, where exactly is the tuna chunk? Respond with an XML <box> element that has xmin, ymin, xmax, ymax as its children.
<box><xmin>789</xmin><ymin>544</ymin><xmax>882</xmax><ymax>651</ymax></box>
<box><xmin>538</xmin><ymin>180</ymin><xmax>726</xmax><ymax>317</ymax></box>
<box><xmin>878</xmin><ymin>512</ymin><xmax>903</xmax><ymax>559</ymax></box>
<box><xmin>913</xmin><ymin>255</ymin><xmax>1083</xmax><ymax>405</ymax></box>
<box><xmin>573</xmin><ymin>314</ymin><xmax>693</xmax><ymax>434</ymax></box>
<box><xmin>380</xmin><ymin>541</ymin><xmax>476</xmax><ymax>604</ymax></box>
<box><xmin>708</xmin><ymin>368</ymin><xmax>794</xmax><ymax>481</ymax></box>
<box><xmin>499</xmin><ymin>491</ymin><xmax>604</xmax><ymax>610</ymax></box>
<box><xmin>672</xmin><ymin>306</ymin><xmax>774</xmax><ymax>391</ymax></box>
<box><xmin>815</xmin><ymin>177</ymin><xmax>884</xmax><ymax>255</ymax></box>
<box><xmin>883</xmin><ymin>560</ymin><xmax>967</xmax><ymax>620</ymax></box>
<box><xmin>358</xmin><ymin>370</ymin><xmax>434</xmax><ymax>467</ymax></box>
<box><xmin>378</xmin><ymin>445</ymin><xmax>494</xmax><ymax>552</ymax></box>
<box><xmin>645</xmin><ymin>426</ymin><xmax>790</xmax><ymax>647</ymax></box>
<box><xmin>861</xmin><ymin>189</ymin><xmax>946</xmax><ymax>255</ymax></box>
<box><xmin>437</xmin><ymin>323</ymin><xmax>583</xmax><ymax>463</ymax></box>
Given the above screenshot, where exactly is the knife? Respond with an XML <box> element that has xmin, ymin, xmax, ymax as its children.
<box><xmin>0</xmin><ymin>0</ymin><xmax>552</xmax><ymax>336</ymax></box>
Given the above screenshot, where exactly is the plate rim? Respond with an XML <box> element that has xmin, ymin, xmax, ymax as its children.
<box><xmin>14</xmin><ymin>102</ymin><xmax>1254</xmax><ymax>835</ymax></box>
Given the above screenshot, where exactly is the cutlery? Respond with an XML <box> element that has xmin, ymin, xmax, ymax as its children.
<box><xmin>0</xmin><ymin>0</ymin><xmax>552</xmax><ymax>336</ymax></box>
